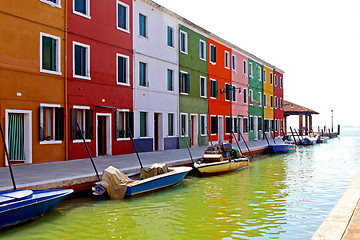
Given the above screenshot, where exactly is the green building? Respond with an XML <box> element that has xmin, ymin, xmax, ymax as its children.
<box><xmin>178</xmin><ymin>24</ymin><xmax>209</xmax><ymax>148</ymax></box>
<box><xmin>248</xmin><ymin>59</ymin><xmax>264</xmax><ymax>141</ymax></box>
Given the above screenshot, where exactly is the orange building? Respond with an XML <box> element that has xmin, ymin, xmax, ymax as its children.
<box><xmin>0</xmin><ymin>0</ymin><xmax>66</xmax><ymax>166</ymax></box>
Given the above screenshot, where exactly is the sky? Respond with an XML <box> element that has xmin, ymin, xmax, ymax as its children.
<box><xmin>154</xmin><ymin>0</ymin><xmax>360</xmax><ymax>128</ymax></box>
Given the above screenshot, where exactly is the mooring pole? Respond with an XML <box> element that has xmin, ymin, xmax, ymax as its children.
<box><xmin>0</xmin><ymin>121</ymin><xmax>16</xmax><ymax>190</ymax></box>
<box><xmin>182</xmin><ymin>129</ymin><xmax>194</xmax><ymax>164</ymax></box>
<box><xmin>238</xmin><ymin>129</ymin><xmax>253</xmax><ymax>158</ymax></box>
<box><xmin>231</xmin><ymin>131</ymin><xmax>244</xmax><ymax>156</ymax></box>
<box><xmin>289</xmin><ymin>127</ymin><xmax>298</xmax><ymax>145</ymax></box>
<box><xmin>127</xmin><ymin>128</ymin><xmax>144</xmax><ymax>169</ymax></box>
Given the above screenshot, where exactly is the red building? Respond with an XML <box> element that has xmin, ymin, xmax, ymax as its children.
<box><xmin>274</xmin><ymin>69</ymin><xmax>284</xmax><ymax>136</ymax></box>
<box><xmin>67</xmin><ymin>0</ymin><xmax>133</xmax><ymax>160</ymax></box>
<box><xmin>208</xmin><ymin>38</ymin><xmax>232</xmax><ymax>144</ymax></box>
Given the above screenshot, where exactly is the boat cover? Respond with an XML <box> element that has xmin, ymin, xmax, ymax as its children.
<box><xmin>100</xmin><ymin>166</ymin><xmax>135</xmax><ymax>199</ymax></box>
<box><xmin>140</xmin><ymin>163</ymin><xmax>170</xmax><ymax>179</ymax></box>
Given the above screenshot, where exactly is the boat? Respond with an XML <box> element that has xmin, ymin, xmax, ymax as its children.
<box><xmin>300</xmin><ymin>134</ymin><xmax>320</xmax><ymax>145</ymax></box>
<box><xmin>268</xmin><ymin>143</ymin><xmax>295</xmax><ymax>153</ymax></box>
<box><xmin>92</xmin><ymin>164</ymin><xmax>192</xmax><ymax>199</ymax></box>
<box><xmin>0</xmin><ymin>189</ymin><xmax>73</xmax><ymax>229</ymax></box>
<box><xmin>193</xmin><ymin>143</ymin><xmax>249</xmax><ymax>174</ymax></box>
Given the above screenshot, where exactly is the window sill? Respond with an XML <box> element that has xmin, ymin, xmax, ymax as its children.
<box><xmin>180</xmin><ymin>92</ymin><xmax>188</xmax><ymax>95</ymax></box>
<box><xmin>117</xmin><ymin>82</ymin><xmax>130</xmax><ymax>86</ymax></box>
<box><xmin>40</xmin><ymin>140</ymin><xmax>62</xmax><ymax>145</ymax></box>
<box><xmin>73</xmin><ymin>139</ymin><xmax>91</xmax><ymax>143</ymax></box>
<box><xmin>40</xmin><ymin>0</ymin><xmax>61</xmax><ymax>8</ymax></box>
<box><xmin>180</xmin><ymin>51</ymin><xmax>188</xmax><ymax>55</ymax></box>
<box><xmin>73</xmin><ymin>11</ymin><xmax>91</xmax><ymax>19</ymax></box>
<box><xmin>40</xmin><ymin>69</ymin><xmax>62</xmax><ymax>76</ymax></box>
<box><xmin>73</xmin><ymin>74</ymin><xmax>91</xmax><ymax>80</ymax></box>
<box><xmin>116</xmin><ymin>27</ymin><xmax>130</xmax><ymax>34</ymax></box>
<box><xmin>116</xmin><ymin>138</ymin><xmax>130</xmax><ymax>141</ymax></box>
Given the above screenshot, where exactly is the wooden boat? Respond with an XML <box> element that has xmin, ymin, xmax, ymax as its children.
<box><xmin>268</xmin><ymin>143</ymin><xmax>295</xmax><ymax>153</ymax></box>
<box><xmin>193</xmin><ymin>143</ymin><xmax>249</xmax><ymax>174</ymax></box>
<box><xmin>0</xmin><ymin>189</ymin><xmax>73</xmax><ymax>229</ymax></box>
<box><xmin>92</xmin><ymin>165</ymin><xmax>192</xmax><ymax>199</ymax></box>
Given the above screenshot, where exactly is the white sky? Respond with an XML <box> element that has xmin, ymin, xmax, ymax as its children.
<box><xmin>154</xmin><ymin>0</ymin><xmax>360</xmax><ymax>128</ymax></box>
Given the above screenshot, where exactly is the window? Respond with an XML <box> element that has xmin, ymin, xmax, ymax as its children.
<box><xmin>179</xmin><ymin>71</ymin><xmax>190</xmax><ymax>94</ymax></box>
<box><xmin>225</xmin><ymin>51</ymin><xmax>230</xmax><ymax>69</ymax></box>
<box><xmin>280</xmin><ymin>98</ymin><xmax>283</xmax><ymax>109</ymax></box>
<box><xmin>180</xmin><ymin>31</ymin><xmax>188</xmax><ymax>54</ymax></box>
<box><xmin>225</xmin><ymin>83</ymin><xmax>231</xmax><ymax>101</ymax></box>
<box><xmin>258</xmin><ymin>117</ymin><xmax>263</xmax><ymax>131</ymax></box>
<box><xmin>200</xmin><ymin>115</ymin><xmax>206</xmax><ymax>136</ymax></box>
<box><xmin>243</xmin><ymin>60</ymin><xmax>247</xmax><ymax>75</ymax></box>
<box><xmin>258</xmin><ymin>66</ymin><xmax>262</xmax><ymax>81</ymax></box>
<box><xmin>139</xmin><ymin>62</ymin><xmax>147</xmax><ymax>87</ymax></box>
<box><xmin>249</xmin><ymin>62</ymin><xmax>253</xmax><ymax>77</ymax></box>
<box><xmin>258</xmin><ymin>92</ymin><xmax>262</xmax><ymax>107</ymax></box>
<box><xmin>263</xmin><ymin>69</ymin><xmax>266</xmax><ymax>82</ymax></box>
<box><xmin>232</xmin><ymin>85</ymin><xmax>236</xmax><ymax>102</ymax></box>
<box><xmin>232</xmin><ymin>55</ymin><xmax>236</xmax><ymax>71</ymax></box>
<box><xmin>39</xmin><ymin>104</ymin><xmax>64</xmax><ymax>142</ymax></box>
<box><xmin>180</xmin><ymin>113</ymin><xmax>188</xmax><ymax>136</ymax></box>
<box><xmin>115</xmin><ymin>110</ymin><xmax>133</xmax><ymax>139</ymax></box>
<box><xmin>41</xmin><ymin>0</ymin><xmax>61</xmax><ymax>8</ymax></box>
<box><xmin>167</xmin><ymin>26</ymin><xmax>174</xmax><ymax>47</ymax></box>
<box><xmin>167</xmin><ymin>69</ymin><xmax>173</xmax><ymax>91</ymax></box>
<box><xmin>140</xmin><ymin>112</ymin><xmax>147</xmax><ymax>137</ymax></box>
<box><xmin>270</xmin><ymin>72</ymin><xmax>273</xmax><ymax>85</ymax></box>
<box><xmin>210</xmin><ymin>116</ymin><xmax>218</xmax><ymax>134</ymax></box>
<box><xmin>275</xmin><ymin>75</ymin><xmax>278</xmax><ymax>86</ymax></box>
<box><xmin>200</xmin><ymin>76</ymin><xmax>206</xmax><ymax>98</ymax></box>
<box><xmin>168</xmin><ymin>113</ymin><xmax>174</xmax><ymax>136</ymax></box>
<box><xmin>210</xmin><ymin>44</ymin><xmax>216</xmax><ymax>63</ymax></box>
<box><xmin>40</xmin><ymin>33</ymin><xmax>61</xmax><ymax>75</ymax></box>
<box><xmin>117</xmin><ymin>54</ymin><xmax>129</xmax><ymax>85</ymax></box>
<box><xmin>139</xmin><ymin>13</ymin><xmax>147</xmax><ymax>37</ymax></box>
<box><xmin>199</xmin><ymin>40</ymin><xmax>206</xmax><ymax>60</ymax></box>
<box><xmin>233</xmin><ymin>117</ymin><xmax>238</xmax><ymax>134</ymax></box>
<box><xmin>243</xmin><ymin>88</ymin><xmax>247</xmax><ymax>104</ymax></box>
<box><xmin>70</xmin><ymin>107</ymin><xmax>93</xmax><ymax>140</ymax></box>
<box><xmin>73</xmin><ymin>41</ymin><xmax>90</xmax><ymax>79</ymax></box>
<box><xmin>280</xmin><ymin>77</ymin><xmax>283</xmax><ymax>88</ymax></box>
<box><xmin>117</xmin><ymin>1</ymin><xmax>129</xmax><ymax>32</ymax></box>
<box><xmin>243</xmin><ymin>117</ymin><xmax>248</xmax><ymax>133</ymax></box>
<box><xmin>270</xmin><ymin>95</ymin><xmax>273</xmax><ymax>108</ymax></box>
<box><xmin>210</xmin><ymin>79</ymin><xmax>218</xmax><ymax>98</ymax></box>
<box><xmin>249</xmin><ymin>116</ymin><xmax>254</xmax><ymax>131</ymax></box>
<box><xmin>74</xmin><ymin>0</ymin><xmax>90</xmax><ymax>18</ymax></box>
<box><xmin>249</xmin><ymin>89</ymin><xmax>253</xmax><ymax>105</ymax></box>
<box><xmin>263</xmin><ymin>93</ymin><xmax>267</xmax><ymax>107</ymax></box>
<box><xmin>265</xmin><ymin>119</ymin><xmax>269</xmax><ymax>132</ymax></box>
<box><xmin>225</xmin><ymin>117</ymin><xmax>232</xmax><ymax>134</ymax></box>
<box><xmin>274</xmin><ymin>96</ymin><xmax>278</xmax><ymax>109</ymax></box>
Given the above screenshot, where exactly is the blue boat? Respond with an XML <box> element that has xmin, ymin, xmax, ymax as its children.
<box><xmin>268</xmin><ymin>143</ymin><xmax>296</xmax><ymax>153</ymax></box>
<box><xmin>125</xmin><ymin>166</ymin><xmax>192</xmax><ymax>196</ymax></box>
<box><xmin>0</xmin><ymin>189</ymin><xmax>73</xmax><ymax>229</ymax></box>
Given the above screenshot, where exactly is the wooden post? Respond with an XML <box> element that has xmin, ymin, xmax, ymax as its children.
<box><xmin>309</xmin><ymin>115</ymin><xmax>313</xmax><ymax>133</ymax></box>
<box><xmin>338</xmin><ymin>125</ymin><xmax>341</xmax><ymax>135</ymax></box>
<box><xmin>305</xmin><ymin>115</ymin><xmax>308</xmax><ymax>135</ymax></box>
<box><xmin>299</xmin><ymin>114</ymin><xmax>303</xmax><ymax>136</ymax></box>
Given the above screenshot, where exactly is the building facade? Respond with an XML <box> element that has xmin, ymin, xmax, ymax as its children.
<box><xmin>274</xmin><ymin>69</ymin><xmax>284</xmax><ymax>136</ymax></box>
<box><xmin>263</xmin><ymin>64</ymin><xmax>274</xmax><ymax>138</ymax></box>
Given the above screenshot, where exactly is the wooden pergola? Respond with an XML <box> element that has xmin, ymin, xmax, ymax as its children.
<box><xmin>283</xmin><ymin>100</ymin><xmax>319</xmax><ymax>135</ymax></box>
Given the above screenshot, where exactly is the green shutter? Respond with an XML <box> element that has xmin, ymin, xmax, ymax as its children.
<box><xmin>140</xmin><ymin>112</ymin><xmax>146</xmax><ymax>137</ymax></box>
<box><xmin>8</xmin><ymin>114</ymin><xmax>25</xmax><ymax>161</ymax></box>
<box><xmin>215</xmin><ymin>81</ymin><xmax>218</xmax><ymax>98</ymax></box>
<box><xmin>85</xmin><ymin>109</ymin><xmax>93</xmax><ymax>139</ymax></box>
<box><xmin>51</xmin><ymin>38</ymin><xmax>56</xmax><ymax>71</ymax></box>
<box><xmin>70</xmin><ymin>109</ymin><xmax>77</xmax><ymax>140</ymax></box>
<box><xmin>186</xmin><ymin>73</ymin><xmax>190</xmax><ymax>94</ymax></box>
<box><xmin>55</xmin><ymin>107</ymin><xmax>64</xmax><ymax>140</ymax></box>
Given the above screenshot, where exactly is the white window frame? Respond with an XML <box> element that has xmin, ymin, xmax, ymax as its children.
<box><xmin>258</xmin><ymin>66</ymin><xmax>262</xmax><ymax>81</ymax></box>
<box><xmin>40</xmin><ymin>0</ymin><xmax>61</xmax><ymax>8</ymax></box>
<box><xmin>167</xmin><ymin>26</ymin><xmax>174</xmax><ymax>48</ymax></box>
<box><xmin>180</xmin><ymin>70</ymin><xmax>189</xmax><ymax>95</ymax></box>
<box><xmin>115</xmin><ymin>109</ymin><xmax>130</xmax><ymax>141</ymax></box>
<box><xmin>249</xmin><ymin>62</ymin><xmax>253</xmax><ymax>78</ymax></box>
<box><xmin>39</xmin><ymin>103</ymin><xmax>62</xmax><ymax>145</ymax></box>
<box><xmin>139</xmin><ymin>61</ymin><xmax>148</xmax><ymax>87</ymax></box>
<box><xmin>270</xmin><ymin>72</ymin><xmax>273</xmax><ymax>85</ymax></box>
<box><xmin>167</xmin><ymin>112</ymin><xmax>175</xmax><ymax>137</ymax></box>
<box><xmin>117</xmin><ymin>1</ymin><xmax>130</xmax><ymax>33</ymax></box>
<box><xmin>73</xmin><ymin>0</ymin><xmax>91</xmax><ymax>19</ymax></box>
<box><xmin>180</xmin><ymin>113</ymin><xmax>188</xmax><ymax>137</ymax></box>
<box><xmin>263</xmin><ymin>93</ymin><xmax>267</xmax><ymax>108</ymax></box>
<box><xmin>280</xmin><ymin>77</ymin><xmax>283</xmax><ymax>88</ymax></box>
<box><xmin>258</xmin><ymin>92</ymin><xmax>262</xmax><ymax>107</ymax></box>
<box><xmin>167</xmin><ymin>69</ymin><xmax>174</xmax><ymax>91</ymax></box>
<box><xmin>200</xmin><ymin>114</ymin><xmax>207</xmax><ymax>137</ymax></box>
<box><xmin>270</xmin><ymin>95</ymin><xmax>273</xmax><ymax>109</ymax></box>
<box><xmin>40</xmin><ymin>32</ymin><xmax>62</xmax><ymax>75</ymax></box>
<box><xmin>73</xmin><ymin>41</ymin><xmax>91</xmax><ymax>80</ymax></box>
<box><xmin>232</xmin><ymin>55</ymin><xmax>236</xmax><ymax>71</ymax></box>
<box><xmin>243</xmin><ymin>88</ymin><xmax>248</xmax><ymax>104</ymax></box>
<box><xmin>210</xmin><ymin>115</ymin><xmax>217</xmax><ymax>135</ymax></box>
<box><xmin>199</xmin><ymin>39</ymin><xmax>206</xmax><ymax>61</ymax></box>
<box><xmin>180</xmin><ymin>30</ymin><xmax>188</xmax><ymax>54</ymax></box>
<box><xmin>263</xmin><ymin>69</ymin><xmax>266</xmax><ymax>82</ymax></box>
<box><xmin>275</xmin><ymin>96</ymin><xmax>278</xmax><ymax>109</ymax></box>
<box><xmin>225</xmin><ymin>51</ymin><xmax>230</xmax><ymax>69</ymax></box>
<box><xmin>243</xmin><ymin>60</ymin><xmax>247</xmax><ymax>75</ymax></box>
<box><xmin>72</xmin><ymin>105</ymin><xmax>91</xmax><ymax>143</ymax></box>
<box><xmin>210</xmin><ymin>44</ymin><xmax>216</xmax><ymax>64</ymax></box>
<box><xmin>249</xmin><ymin>89</ymin><xmax>253</xmax><ymax>105</ymax></box>
<box><xmin>116</xmin><ymin>53</ymin><xmax>130</xmax><ymax>86</ymax></box>
<box><xmin>200</xmin><ymin>76</ymin><xmax>207</xmax><ymax>98</ymax></box>
<box><xmin>280</xmin><ymin>98</ymin><xmax>283</xmax><ymax>110</ymax></box>
<box><xmin>210</xmin><ymin>78</ymin><xmax>217</xmax><ymax>99</ymax></box>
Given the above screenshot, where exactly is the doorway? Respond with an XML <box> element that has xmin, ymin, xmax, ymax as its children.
<box><xmin>254</xmin><ymin>116</ymin><xmax>258</xmax><ymax>140</ymax></box>
<box><xmin>96</xmin><ymin>113</ymin><xmax>111</xmax><ymax>156</ymax></box>
<box><xmin>154</xmin><ymin>113</ymin><xmax>163</xmax><ymax>151</ymax></box>
<box><xmin>218</xmin><ymin>116</ymin><xmax>223</xmax><ymax>144</ymax></box>
<box><xmin>190</xmin><ymin>114</ymin><xmax>198</xmax><ymax>147</ymax></box>
<box><xmin>97</xmin><ymin>116</ymin><xmax>106</xmax><ymax>156</ymax></box>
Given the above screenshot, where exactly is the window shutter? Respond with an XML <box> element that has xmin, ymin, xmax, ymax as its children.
<box><xmin>215</xmin><ymin>81</ymin><xmax>218</xmax><ymax>98</ymax></box>
<box><xmin>115</xmin><ymin>110</ymin><xmax>120</xmax><ymax>138</ymax></box>
<box><xmin>128</xmin><ymin>111</ymin><xmax>134</xmax><ymax>138</ymax></box>
<box><xmin>85</xmin><ymin>109</ymin><xmax>93</xmax><ymax>139</ymax></box>
<box><xmin>232</xmin><ymin>86</ymin><xmax>236</xmax><ymax>101</ymax></box>
<box><xmin>51</xmin><ymin>38</ymin><xmax>56</xmax><ymax>71</ymax></box>
<box><xmin>70</xmin><ymin>108</ymin><xmax>77</xmax><ymax>140</ymax></box>
<box><xmin>179</xmin><ymin>72</ymin><xmax>182</xmax><ymax>93</ymax></box>
<box><xmin>55</xmin><ymin>107</ymin><xmax>64</xmax><ymax>140</ymax></box>
<box><xmin>186</xmin><ymin>73</ymin><xmax>190</xmax><ymax>94</ymax></box>
<box><xmin>39</xmin><ymin>106</ymin><xmax>44</xmax><ymax>141</ymax></box>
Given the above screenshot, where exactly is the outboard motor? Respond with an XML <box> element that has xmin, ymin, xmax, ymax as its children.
<box><xmin>222</xmin><ymin>143</ymin><xmax>233</xmax><ymax>153</ymax></box>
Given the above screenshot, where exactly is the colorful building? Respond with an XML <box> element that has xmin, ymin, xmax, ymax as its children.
<box><xmin>274</xmin><ymin>69</ymin><xmax>285</xmax><ymax>136</ymax></box>
<box><xmin>178</xmin><ymin>24</ymin><xmax>209</xmax><ymax>148</ymax></box>
<box><xmin>208</xmin><ymin>38</ymin><xmax>232</xmax><ymax>144</ymax></box>
<box><xmin>67</xmin><ymin>0</ymin><xmax>134</xmax><ymax>160</ymax></box>
<box><xmin>247</xmin><ymin>59</ymin><xmax>264</xmax><ymax>141</ymax></box>
<box><xmin>263</xmin><ymin>64</ymin><xmax>274</xmax><ymax>138</ymax></box>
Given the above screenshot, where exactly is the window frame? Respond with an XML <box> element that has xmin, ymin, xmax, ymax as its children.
<box><xmin>72</xmin><ymin>105</ymin><xmax>92</xmax><ymax>143</ymax></box>
<box><xmin>73</xmin><ymin>41</ymin><xmax>91</xmax><ymax>80</ymax></box>
<box><xmin>139</xmin><ymin>61</ymin><xmax>147</xmax><ymax>87</ymax></box>
<box><xmin>167</xmin><ymin>26</ymin><xmax>174</xmax><ymax>48</ymax></box>
<box><xmin>225</xmin><ymin>116</ymin><xmax>232</xmax><ymax>134</ymax></box>
<box><xmin>115</xmin><ymin>109</ymin><xmax>131</xmax><ymax>140</ymax></box>
<box><xmin>270</xmin><ymin>95</ymin><xmax>273</xmax><ymax>108</ymax></box>
<box><xmin>116</xmin><ymin>53</ymin><xmax>130</xmax><ymax>86</ymax></box>
<box><xmin>39</xmin><ymin>103</ymin><xmax>63</xmax><ymax>144</ymax></box>
<box><xmin>210</xmin><ymin>44</ymin><xmax>216</xmax><ymax>64</ymax></box>
<box><xmin>263</xmin><ymin>93</ymin><xmax>267</xmax><ymax>108</ymax></box>
<box><xmin>232</xmin><ymin>55</ymin><xmax>236</xmax><ymax>71</ymax></box>
<box><xmin>73</xmin><ymin>0</ymin><xmax>91</xmax><ymax>19</ymax></box>
<box><xmin>210</xmin><ymin>78</ymin><xmax>218</xmax><ymax>99</ymax></box>
<box><xmin>263</xmin><ymin>69</ymin><xmax>267</xmax><ymax>82</ymax></box>
<box><xmin>225</xmin><ymin>51</ymin><xmax>230</xmax><ymax>69</ymax></box>
<box><xmin>270</xmin><ymin>72</ymin><xmax>273</xmax><ymax>85</ymax></box>
<box><xmin>258</xmin><ymin>92</ymin><xmax>262</xmax><ymax>107</ymax></box>
<box><xmin>40</xmin><ymin>0</ymin><xmax>61</xmax><ymax>8</ymax></box>
<box><xmin>117</xmin><ymin>1</ymin><xmax>130</xmax><ymax>33</ymax></box>
<box><xmin>280</xmin><ymin>77</ymin><xmax>283</xmax><ymax>88</ymax></box>
<box><xmin>180</xmin><ymin>113</ymin><xmax>188</xmax><ymax>137</ymax></box>
<box><xmin>180</xmin><ymin>30</ymin><xmax>188</xmax><ymax>54</ymax></box>
<box><xmin>200</xmin><ymin>114</ymin><xmax>207</xmax><ymax>136</ymax></box>
<box><xmin>199</xmin><ymin>39</ymin><xmax>206</xmax><ymax>61</ymax></box>
<box><xmin>243</xmin><ymin>88</ymin><xmax>248</xmax><ymax>104</ymax></box>
<box><xmin>249</xmin><ymin>89</ymin><xmax>253</xmax><ymax>105</ymax></box>
<box><xmin>249</xmin><ymin>62</ymin><xmax>253</xmax><ymax>78</ymax></box>
<box><xmin>179</xmin><ymin>70</ymin><xmax>190</xmax><ymax>95</ymax></box>
<box><xmin>167</xmin><ymin>69</ymin><xmax>174</xmax><ymax>91</ymax></box>
<box><xmin>139</xmin><ymin>111</ymin><xmax>148</xmax><ymax>138</ymax></box>
<box><xmin>232</xmin><ymin>85</ymin><xmax>237</xmax><ymax>102</ymax></box>
<box><xmin>210</xmin><ymin>115</ymin><xmax>218</xmax><ymax>135</ymax></box>
<box><xmin>258</xmin><ymin>66</ymin><xmax>262</xmax><ymax>81</ymax></box>
<box><xmin>40</xmin><ymin>32</ymin><xmax>62</xmax><ymax>75</ymax></box>
<box><xmin>275</xmin><ymin>75</ymin><xmax>278</xmax><ymax>86</ymax></box>
<box><xmin>168</xmin><ymin>113</ymin><xmax>175</xmax><ymax>137</ymax></box>
<box><xmin>243</xmin><ymin>60</ymin><xmax>247</xmax><ymax>75</ymax></box>
<box><xmin>139</xmin><ymin>13</ymin><xmax>147</xmax><ymax>38</ymax></box>
<box><xmin>200</xmin><ymin>76</ymin><xmax>207</xmax><ymax>98</ymax></box>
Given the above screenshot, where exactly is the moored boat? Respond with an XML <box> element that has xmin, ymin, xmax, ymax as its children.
<box><xmin>0</xmin><ymin>189</ymin><xmax>73</xmax><ymax>229</ymax></box>
<box><xmin>268</xmin><ymin>143</ymin><xmax>295</xmax><ymax>153</ymax></box>
<box><xmin>193</xmin><ymin>143</ymin><xmax>249</xmax><ymax>174</ymax></box>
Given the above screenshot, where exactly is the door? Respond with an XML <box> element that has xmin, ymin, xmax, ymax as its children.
<box><xmin>8</xmin><ymin>113</ymin><xmax>25</xmax><ymax>162</ymax></box>
<box><xmin>238</xmin><ymin>117</ymin><xmax>243</xmax><ymax>141</ymax></box>
<box><xmin>191</xmin><ymin>115</ymin><xmax>198</xmax><ymax>147</ymax></box>
<box><xmin>154</xmin><ymin>113</ymin><xmax>159</xmax><ymax>151</ymax></box>
<box><xmin>97</xmin><ymin>116</ymin><xmax>106</xmax><ymax>156</ymax></box>
<box><xmin>254</xmin><ymin>116</ymin><xmax>258</xmax><ymax>140</ymax></box>
<box><xmin>218</xmin><ymin>116</ymin><xmax>223</xmax><ymax>144</ymax></box>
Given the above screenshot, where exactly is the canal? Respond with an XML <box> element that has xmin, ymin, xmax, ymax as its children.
<box><xmin>2</xmin><ymin>127</ymin><xmax>360</xmax><ymax>239</ymax></box>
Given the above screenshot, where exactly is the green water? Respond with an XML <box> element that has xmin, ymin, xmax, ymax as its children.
<box><xmin>2</xmin><ymin>127</ymin><xmax>360</xmax><ymax>239</ymax></box>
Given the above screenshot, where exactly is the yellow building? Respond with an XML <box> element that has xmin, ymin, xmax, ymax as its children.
<box><xmin>263</xmin><ymin>65</ymin><xmax>274</xmax><ymax>133</ymax></box>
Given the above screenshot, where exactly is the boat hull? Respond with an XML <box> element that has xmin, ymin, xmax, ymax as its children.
<box><xmin>268</xmin><ymin>144</ymin><xmax>295</xmax><ymax>153</ymax></box>
<box><xmin>194</xmin><ymin>158</ymin><xmax>249</xmax><ymax>174</ymax></box>
<box><xmin>125</xmin><ymin>167</ymin><xmax>192</xmax><ymax>196</ymax></box>
<box><xmin>0</xmin><ymin>189</ymin><xmax>73</xmax><ymax>229</ymax></box>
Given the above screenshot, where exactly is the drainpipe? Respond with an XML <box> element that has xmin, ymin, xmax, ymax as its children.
<box><xmin>64</xmin><ymin>0</ymin><xmax>68</xmax><ymax>160</ymax></box>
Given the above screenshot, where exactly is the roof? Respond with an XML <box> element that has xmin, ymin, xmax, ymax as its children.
<box><xmin>283</xmin><ymin>100</ymin><xmax>319</xmax><ymax>116</ymax></box>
